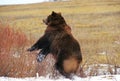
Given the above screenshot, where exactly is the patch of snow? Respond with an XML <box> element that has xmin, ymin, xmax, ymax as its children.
<box><xmin>98</xmin><ymin>51</ymin><xmax>107</xmax><ymax>55</ymax></box>
<box><xmin>85</xmin><ymin>64</ymin><xmax>120</xmax><ymax>75</ymax></box>
<box><xmin>117</xmin><ymin>68</ymin><xmax>120</xmax><ymax>74</ymax></box>
<box><xmin>36</xmin><ymin>72</ymin><xmax>39</xmax><ymax>78</ymax></box>
<box><xmin>0</xmin><ymin>75</ymin><xmax>120</xmax><ymax>81</ymax></box>
<box><xmin>13</xmin><ymin>52</ymin><xmax>20</xmax><ymax>58</ymax></box>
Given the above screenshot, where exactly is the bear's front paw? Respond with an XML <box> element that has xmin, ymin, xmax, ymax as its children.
<box><xmin>37</xmin><ymin>54</ymin><xmax>46</xmax><ymax>62</ymax></box>
<box><xmin>27</xmin><ymin>47</ymin><xmax>36</xmax><ymax>52</ymax></box>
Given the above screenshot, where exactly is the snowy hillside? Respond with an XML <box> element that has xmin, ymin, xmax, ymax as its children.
<box><xmin>0</xmin><ymin>75</ymin><xmax>120</xmax><ymax>81</ymax></box>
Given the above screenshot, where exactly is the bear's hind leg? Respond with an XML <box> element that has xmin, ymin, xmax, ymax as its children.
<box><xmin>55</xmin><ymin>61</ymin><xmax>72</xmax><ymax>78</ymax></box>
<box><xmin>63</xmin><ymin>57</ymin><xmax>79</xmax><ymax>75</ymax></box>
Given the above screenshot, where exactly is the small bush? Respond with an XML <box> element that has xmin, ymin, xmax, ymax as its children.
<box><xmin>0</xmin><ymin>23</ymin><xmax>55</xmax><ymax>77</ymax></box>
<box><xmin>0</xmin><ymin>23</ymin><xmax>35</xmax><ymax>77</ymax></box>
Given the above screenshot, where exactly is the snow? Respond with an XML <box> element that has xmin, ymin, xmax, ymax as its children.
<box><xmin>98</xmin><ymin>51</ymin><xmax>107</xmax><ymax>55</ymax></box>
<box><xmin>85</xmin><ymin>64</ymin><xmax>120</xmax><ymax>75</ymax></box>
<box><xmin>0</xmin><ymin>75</ymin><xmax>120</xmax><ymax>81</ymax></box>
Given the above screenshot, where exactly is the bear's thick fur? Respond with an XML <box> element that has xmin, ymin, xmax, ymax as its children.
<box><xmin>28</xmin><ymin>11</ymin><xmax>82</xmax><ymax>78</ymax></box>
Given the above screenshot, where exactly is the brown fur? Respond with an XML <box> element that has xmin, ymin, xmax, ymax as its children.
<box><xmin>63</xmin><ymin>57</ymin><xmax>79</xmax><ymax>74</ymax></box>
<box><xmin>28</xmin><ymin>11</ymin><xmax>82</xmax><ymax>78</ymax></box>
<box><xmin>43</xmin><ymin>12</ymin><xmax>82</xmax><ymax>78</ymax></box>
<box><xmin>45</xmin><ymin>25</ymin><xmax>71</xmax><ymax>34</ymax></box>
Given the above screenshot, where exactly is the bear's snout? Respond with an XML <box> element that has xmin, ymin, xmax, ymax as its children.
<box><xmin>43</xmin><ymin>19</ymin><xmax>48</xmax><ymax>25</ymax></box>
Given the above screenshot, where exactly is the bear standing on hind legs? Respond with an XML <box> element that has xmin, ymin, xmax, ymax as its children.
<box><xmin>28</xmin><ymin>11</ymin><xmax>82</xmax><ymax>78</ymax></box>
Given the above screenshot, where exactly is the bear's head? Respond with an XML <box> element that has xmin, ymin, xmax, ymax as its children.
<box><xmin>43</xmin><ymin>11</ymin><xmax>66</xmax><ymax>26</ymax></box>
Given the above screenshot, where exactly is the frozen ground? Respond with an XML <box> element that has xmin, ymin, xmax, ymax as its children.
<box><xmin>0</xmin><ymin>75</ymin><xmax>120</xmax><ymax>81</ymax></box>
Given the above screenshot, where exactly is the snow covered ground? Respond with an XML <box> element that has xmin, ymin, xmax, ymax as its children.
<box><xmin>0</xmin><ymin>75</ymin><xmax>120</xmax><ymax>81</ymax></box>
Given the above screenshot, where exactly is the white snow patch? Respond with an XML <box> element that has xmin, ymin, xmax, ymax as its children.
<box><xmin>85</xmin><ymin>64</ymin><xmax>120</xmax><ymax>75</ymax></box>
<box><xmin>0</xmin><ymin>75</ymin><xmax>120</xmax><ymax>81</ymax></box>
<box><xmin>36</xmin><ymin>72</ymin><xmax>39</xmax><ymax>78</ymax></box>
<box><xmin>98</xmin><ymin>51</ymin><xmax>107</xmax><ymax>55</ymax></box>
<box><xmin>13</xmin><ymin>52</ymin><xmax>20</xmax><ymax>58</ymax></box>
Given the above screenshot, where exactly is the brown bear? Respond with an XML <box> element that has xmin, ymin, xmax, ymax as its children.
<box><xmin>28</xmin><ymin>11</ymin><xmax>82</xmax><ymax>78</ymax></box>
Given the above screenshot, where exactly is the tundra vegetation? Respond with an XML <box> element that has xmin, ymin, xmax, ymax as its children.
<box><xmin>0</xmin><ymin>0</ymin><xmax>120</xmax><ymax>77</ymax></box>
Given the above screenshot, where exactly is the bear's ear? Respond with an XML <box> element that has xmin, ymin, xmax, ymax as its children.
<box><xmin>51</xmin><ymin>11</ymin><xmax>56</xmax><ymax>16</ymax></box>
<box><xmin>58</xmin><ymin>12</ymin><xmax>61</xmax><ymax>15</ymax></box>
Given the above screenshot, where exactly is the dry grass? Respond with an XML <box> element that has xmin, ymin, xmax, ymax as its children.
<box><xmin>0</xmin><ymin>23</ymin><xmax>55</xmax><ymax>77</ymax></box>
<box><xmin>0</xmin><ymin>23</ymin><xmax>36</xmax><ymax>77</ymax></box>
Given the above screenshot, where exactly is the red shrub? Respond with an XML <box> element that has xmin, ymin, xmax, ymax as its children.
<box><xmin>0</xmin><ymin>24</ymin><xmax>28</xmax><ymax>51</ymax></box>
<box><xmin>0</xmin><ymin>23</ymin><xmax>34</xmax><ymax>77</ymax></box>
<box><xmin>0</xmin><ymin>23</ymin><xmax>55</xmax><ymax>77</ymax></box>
